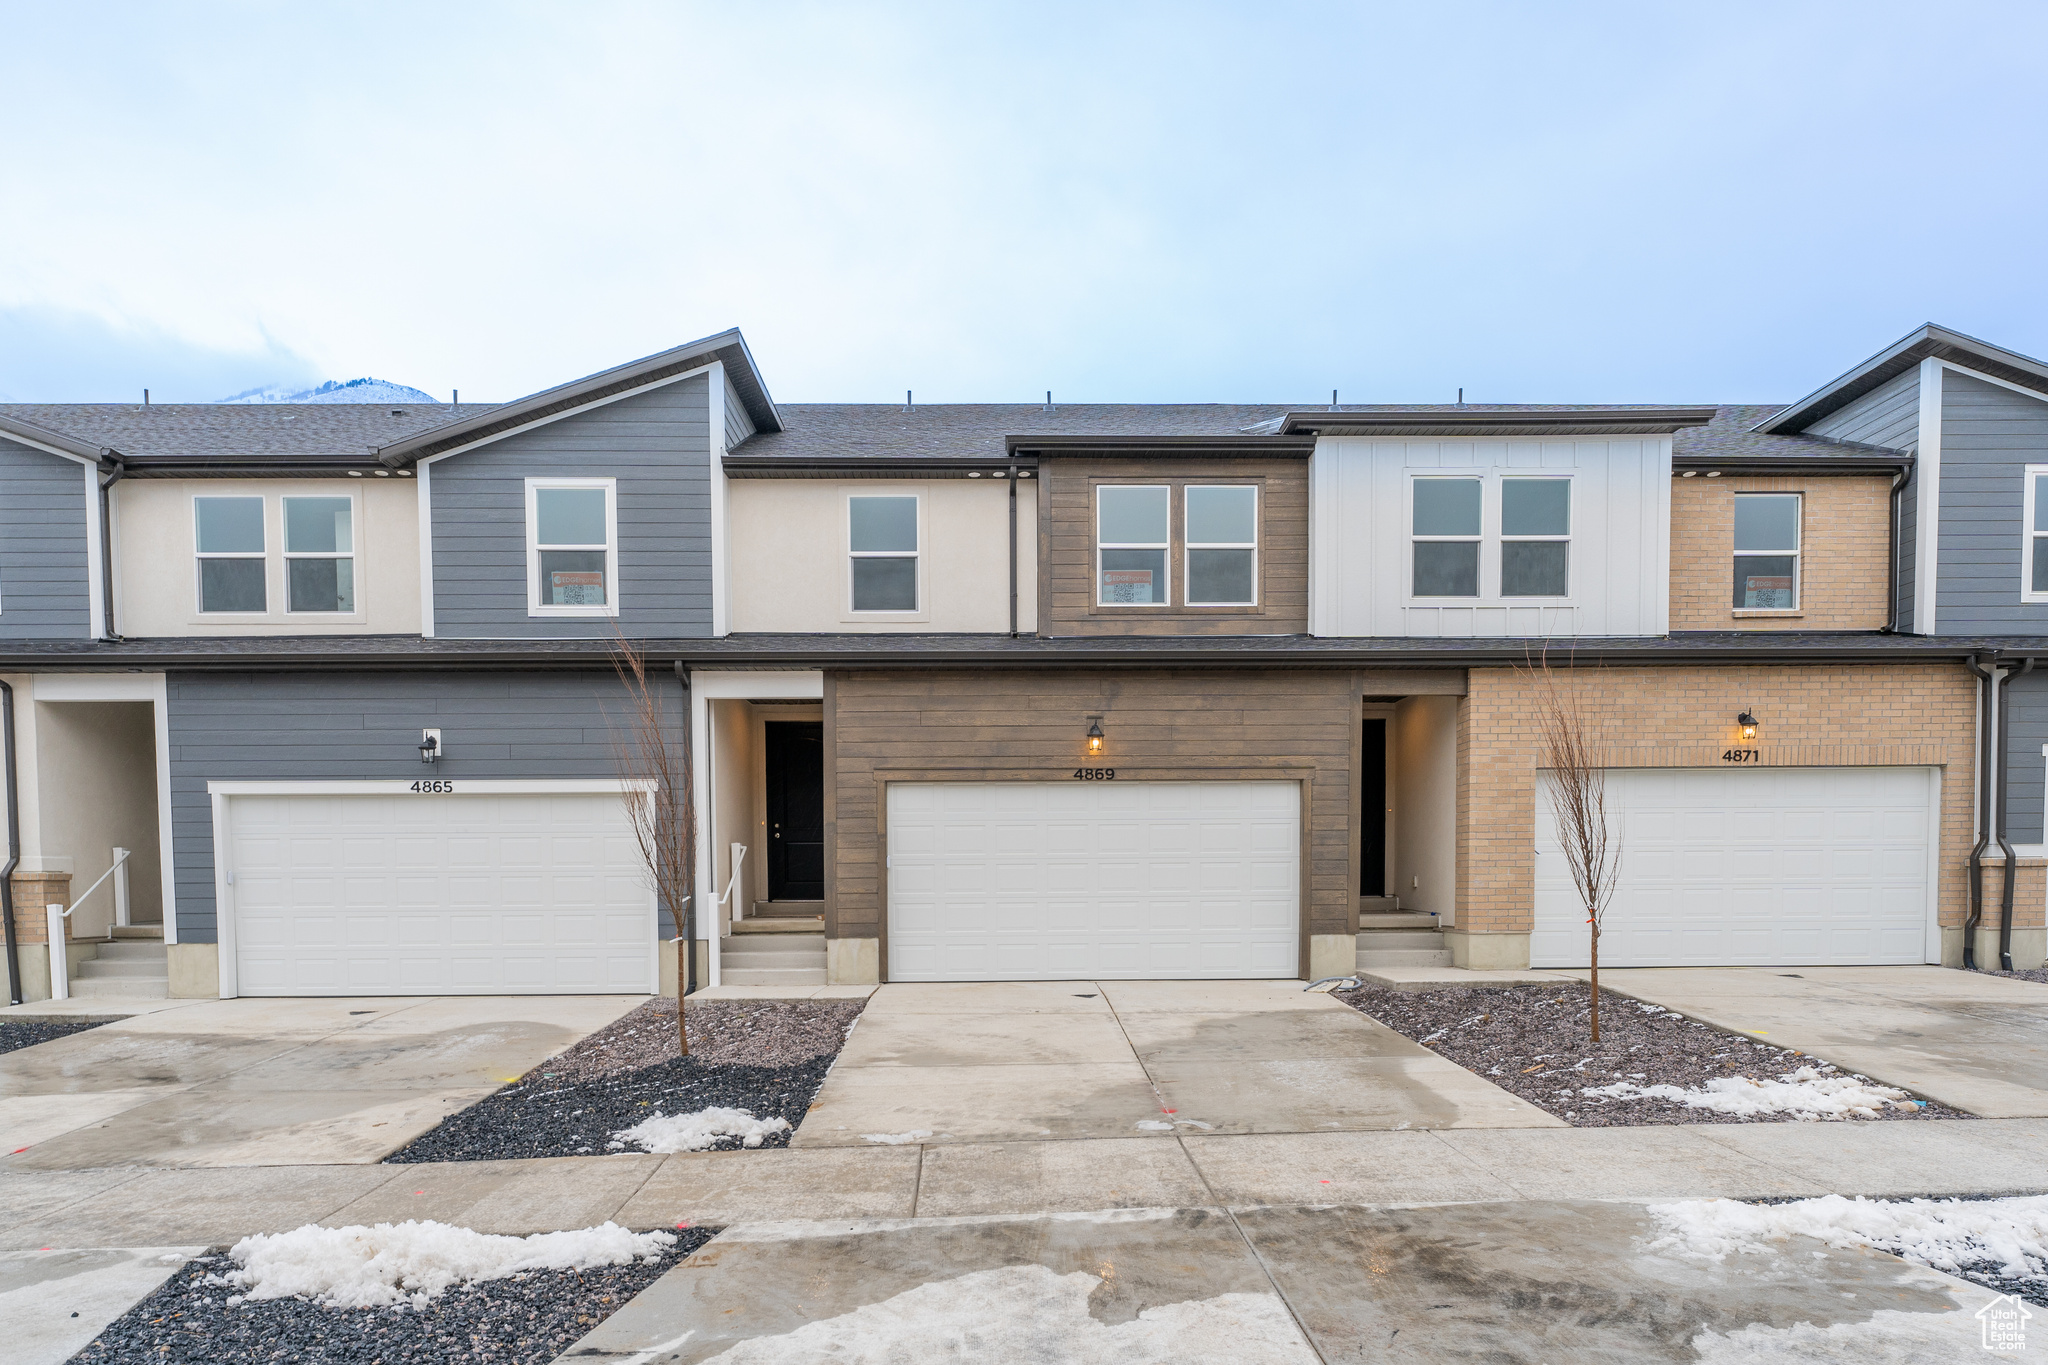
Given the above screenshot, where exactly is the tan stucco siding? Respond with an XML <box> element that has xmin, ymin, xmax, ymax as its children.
<box><xmin>1669</xmin><ymin>474</ymin><xmax>1891</xmax><ymax>631</ymax></box>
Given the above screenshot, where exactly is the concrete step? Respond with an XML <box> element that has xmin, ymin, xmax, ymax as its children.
<box><xmin>70</xmin><ymin>976</ymin><xmax>169</xmax><ymax>999</ymax></box>
<box><xmin>1358</xmin><ymin>896</ymin><xmax>1403</xmax><ymax>913</ymax></box>
<box><xmin>1355</xmin><ymin>930</ymin><xmax>1445</xmax><ymax>950</ymax></box>
<box><xmin>720</xmin><ymin>966</ymin><xmax>829</xmax><ymax>987</ymax></box>
<box><xmin>1359</xmin><ymin>912</ymin><xmax>1439</xmax><ymax>930</ymax></box>
<box><xmin>91</xmin><ymin>941</ymin><xmax>170</xmax><ymax>962</ymax></box>
<box><xmin>751</xmin><ymin>901</ymin><xmax>826</xmax><ymax>919</ymax></box>
<box><xmin>732</xmin><ymin>917</ymin><xmax>826</xmax><ymax>935</ymax></box>
<box><xmin>110</xmin><ymin>924</ymin><xmax>165</xmax><ymax>940</ymax></box>
<box><xmin>77</xmin><ymin>956</ymin><xmax>171</xmax><ymax>978</ymax></box>
<box><xmin>1356</xmin><ymin>947</ymin><xmax>1456</xmax><ymax>968</ymax></box>
<box><xmin>722</xmin><ymin>935</ymin><xmax>827</xmax><ymax>969</ymax></box>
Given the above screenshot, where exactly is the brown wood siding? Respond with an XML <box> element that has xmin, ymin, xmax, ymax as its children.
<box><xmin>826</xmin><ymin>668</ymin><xmax>1361</xmax><ymax>970</ymax></box>
<box><xmin>1039</xmin><ymin>455</ymin><xmax>1310</xmax><ymax>635</ymax></box>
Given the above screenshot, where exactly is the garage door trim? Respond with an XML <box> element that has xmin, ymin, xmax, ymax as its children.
<box><xmin>207</xmin><ymin>778</ymin><xmax>656</xmax><ymax>998</ymax></box>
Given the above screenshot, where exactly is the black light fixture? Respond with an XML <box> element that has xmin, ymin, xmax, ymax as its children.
<box><xmin>419</xmin><ymin>729</ymin><xmax>441</xmax><ymax>764</ymax></box>
<box><xmin>1737</xmin><ymin>710</ymin><xmax>1759</xmax><ymax>741</ymax></box>
<box><xmin>1085</xmin><ymin>718</ymin><xmax>1105</xmax><ymax>755</ymax></box>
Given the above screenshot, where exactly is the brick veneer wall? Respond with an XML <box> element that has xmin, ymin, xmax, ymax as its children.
<box><xmin>7</xmin><ymin>872</ymin><xmax>71</xmax><ymax>944</ymax></box>
<box><xmin>1669</xmin><ymin>474</ymin><xmax>1892</xmax><ymax>631</ymax></box>
<box><xmin>1456</xmin><ymin>663</ymin><xmax>1975</xmax><ymax>935</ymax></box>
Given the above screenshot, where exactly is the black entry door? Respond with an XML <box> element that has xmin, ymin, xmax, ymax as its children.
<box><xmin>765</xmin><ymin>721</ymin><xmax>825</xmax><ymax>901</ymax></box>
<box><xmin>1361</xmin><ymin>718</ymin><xmax>1386</xmax><ymax>895</ymax></box>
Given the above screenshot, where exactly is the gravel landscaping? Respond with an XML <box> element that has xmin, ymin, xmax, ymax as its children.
<box><xmin>385</xmin><ymin>997</ymin><xmax>863</xmax><ymax>1163</ymax></box>
<box><xmin>1967</xmin><ymin>966</ymin><xmax>2048</xmax><ymax>986</ymax></box>
<box><xmin>68</xmin><ymin>1228</ymin><xmax>711</xmax><ymax>1364</ymax></box>
<box><xmin>1335</xmin><ymin>981</ymin><xmax>1973</xmax><ymax>1126</ymax></box>
<box><xmin>0</xmin><ymin>1016</ymin><xmax>107</xmax><ymax>1055</ymax></box>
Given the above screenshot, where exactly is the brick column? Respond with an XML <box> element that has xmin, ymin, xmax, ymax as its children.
<box><xmin>8</xmin><ymin>871</ymin><xmax>71</xmax><ymax>943</ymax></box>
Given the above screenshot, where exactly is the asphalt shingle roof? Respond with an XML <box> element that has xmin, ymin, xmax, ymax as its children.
<box><xmin>0</xmin><ymin>402</ymin><xmax>499</xmax><ymax>461</ymax></box>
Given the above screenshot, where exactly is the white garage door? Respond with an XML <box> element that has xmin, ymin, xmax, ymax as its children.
<box><xmin>226</xmin><ymin>790</ymin><xmax>654</xmax><ymax>996</ymax></box>
<box><xmin>885</xmin><ymin>781</ymin><xmax>1300</xmax><ymax>981</ymax></box>
<box><xmin>1531</xmin><ymin>766</ymin><xmax>1938</xmax><ymax>968</ymax></box>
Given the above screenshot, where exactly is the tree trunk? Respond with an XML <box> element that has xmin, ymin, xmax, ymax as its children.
<box><xmin>1589</xmin><ymin>917</ymin><xmax>1601</xmax><ymax>1044</ymax></box>
<box><xmin>676</xmin><ymin>933</ymin><xmax>689</xmax><ymax>1057</ymax></box>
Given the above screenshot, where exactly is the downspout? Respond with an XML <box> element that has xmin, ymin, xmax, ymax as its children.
<box><xmin>673</xmin><ymin>661</ymin><xmax>696</xmax><ymax>997</ymax></box>
<box><xmin>97</xmin><ymin>454</ymin><xmax>126</xmax><ymax>640</ymax></box>
<box><xmin>1007</xmin><ymin>462</ymin><xmax>1019</xmax><ymax>638</ymax></box>
<box><xmin>1</xmin><ymin>679</ymin><xmax>19</xmax><ymax>1005</ymax></box>
<box><xmin>1882</xmin><ymin>466</ymin><xmax>1907</xmax><ymax>633</ymax></box>
<box><xmin>1964</xmin><ymin>653</ymin><xmax>1999</xmax><ymax>970</ymax></box>
<box><xmin>1996</xmin><ymin>656</ymin><xmax>2034</xmax><ymax>972</ymax></box>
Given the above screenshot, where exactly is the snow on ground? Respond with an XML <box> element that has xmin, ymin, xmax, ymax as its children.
<box><xmin>214</xmin><ymin>1220</ymin><xmax>675</xmax><ymax>1310</ymax></box>
<box><xmin>861</xmin><ymin>1129</ymin><xmax>933</xmax><ymax>1144</ymax></box>
<box><xmin>1648</xmin><ymin>1194</ymin><xmax>2048</xmax><ymax>1290</ymax></box>
<box><xmin>1688</xmin><ymin>1302</ymin><xmax>1994</xmax><ymax>1362</ymax></box>
<box><xmin>1581</xmin><ymin>1066</ymin><xmax>1916</xmax><ymax>1120</ymax></box>
<box><xmin>698</xmin><ymin>1263</ymin><xmax>1317</xmax><ymax>1364</ymax></box>
<box><xmin>609</xmin><ymin>1106</ymin><xmax>792</xmax><ymax>1153</ymax></box>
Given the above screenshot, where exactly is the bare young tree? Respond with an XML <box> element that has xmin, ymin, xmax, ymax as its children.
<box><xmin>608</xmin><ymin>635</ymin><xmax>696</xmax><ymax>1055</ymax></box>
<box><xmin>1526</xmin><ymin>650</ymin><xmax>1623</xmax><ymax>1042</ymax></box>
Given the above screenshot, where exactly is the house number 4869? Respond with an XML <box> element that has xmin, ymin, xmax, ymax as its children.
<box><xmin>1073</xmin><ymin>767</ymin><xmax>1116</xmax><ymax>781</ymax></box>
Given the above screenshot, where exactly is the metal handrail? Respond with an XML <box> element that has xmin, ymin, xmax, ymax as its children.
<box><xmin>61</xmin><ymin>847</ymin><xmax>131</xmax><ymax>920</ymax></box>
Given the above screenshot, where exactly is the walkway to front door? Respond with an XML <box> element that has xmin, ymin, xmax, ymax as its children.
<box><xmin>792</xmin><ymin>979</ymin><xmax>1559</xmax><ymax>1146</ymax></box>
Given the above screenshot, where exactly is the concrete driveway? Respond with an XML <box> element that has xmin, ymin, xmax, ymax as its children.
<box><xmin>0</xmin><ymin>995</ymin><xmax>643</xmax><ymax>1169</ymax></box>
<box><xmin>794</xmin><ymin>980</ymin><xmax>1560</xmax><ymax>1147</ymax></box>
<box><xmin>1582</xmin><ymin>966</ymin><xmax>2048</xmax><ymax>1118</ymax></box>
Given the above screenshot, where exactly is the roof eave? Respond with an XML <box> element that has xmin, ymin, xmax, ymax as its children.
<box><xmin>1672</xmin><ymin>451</ymin><xmax>1914</xmax><ymax>476</ymax></box>
<box><xmin>0</xmin><ymin>411</ymin><xmax>110</xmax><ymax>464</ymax></box>
<box><xmin>1277</xmin><ymin>407</ymin><xmax>1720</xmax><ymax>437</ymax></box>
<box><xmin>1755</xmin><ymin>324</ymin><xmax>2048</xmax><ymax>435</ymax></box>
<box><xmin>1001</xmin><ymin>434</ymin><xmax>1317</xmax><ymax>456</ymax></box>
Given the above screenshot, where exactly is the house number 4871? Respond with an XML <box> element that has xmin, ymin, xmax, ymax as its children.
<box><xmin>1720</xmin><ymin>749</ymin><xmax>1759</xmax><ymax>764</ymax></box>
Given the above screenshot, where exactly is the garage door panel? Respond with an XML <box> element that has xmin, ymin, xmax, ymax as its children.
<box><xmin>887</xmin><ymin>781</ymin><xmax>1300</xmax><ymax>981</ymax></box>
<box><xmin>1533</xmin><ymin>767</ymin><xmax>1935</xmax><ymax>968</ymax></box>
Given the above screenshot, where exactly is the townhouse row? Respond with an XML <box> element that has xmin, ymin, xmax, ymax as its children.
<box><xmin>2</xmin><ymin>324</ymin><xmax>2045</xmax><ymax>1002</ymax></box>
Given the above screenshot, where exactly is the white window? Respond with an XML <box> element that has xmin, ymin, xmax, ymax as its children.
<box><xmin>283</xmin><ymin>495</ymin><xmax>355</xmax><ymax>613</ymax></box>
<box><xmin>194</xmin><ymin>495</ymin><xmax>267</xmax><ymax>613</ymax></box>
<box><xmin>1733</xmin><ymin>492</ymin><xmax>1800</xmax><ymax>609</ymax></box>
<box><xmin>526</xmin><ymin>478</ymin><xmax>618</xmax><ymax>616</ymax></box>
<box><xmin>1500</xmin><ymin>477</ymin><xmax>1571</xmax><ymax>597</ymax></box>
<box><xmin>1184</xmin><ymin>485</ymin><xmax>1258</xmax><ymax>606</ymax></box>
<box><xmin>849</xmin><ymin>494</ymin><xmax>919</xmax><ymax>611</ymax></box>
<box><xmin>1411</xmin><ymin>478</ymin><xmax>1481</xmax><ymax>597</ymax></box>
<box><xmin>1097</xmin><ymin>485</ymin><xmax>1170</xmax><ymax>605</ymax></box>
<box><xmin>2023</xmin><ymin>467</ymin><xmax>2048</xmax><ymax>602</ymax></box>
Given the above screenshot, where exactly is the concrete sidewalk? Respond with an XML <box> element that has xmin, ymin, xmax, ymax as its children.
<box><xmin>7</xmin><ymin>1117</ymin><xmax>2048</xmax><ymax>1250</ymax></box>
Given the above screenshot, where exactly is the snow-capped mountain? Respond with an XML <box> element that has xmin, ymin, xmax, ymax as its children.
<box><xmin>218</xmin><ymin>378</ymin><xmax>441</xmax><ymax>405</ymax></box>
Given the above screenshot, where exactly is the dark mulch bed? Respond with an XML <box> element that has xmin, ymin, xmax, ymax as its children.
<box><xmin>0</xmin><ymin>1016</ymin><xmax>108</xmax><ymax>1055</ymax></box>
<box><xmin>68</xmin><ymin>1229</ymin><xmax>713</xmax><ymax>1364</ymax></box>
<box><xmin>384</xmin><ymin>998</ymin><xmax>863</xmax><ymax>1163</ymax></box>
<box><xmin>1334</xmin><ymin>981</ymin><xmax>1974</xmax><ymax>1127</ymax></box>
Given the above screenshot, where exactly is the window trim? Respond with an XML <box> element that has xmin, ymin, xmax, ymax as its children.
<box><xmin>1096</xmin><ymin>483</ymin><xmax>1173</xmax><ymax>608</ymax></box>
<box><xmin>525</xmin><ymin>477</ymin><xmax>620</xmax><ymax>618</ymax></box>
<box><xmin>1408</xmin><ymin>475</ymin><xmax>1485</xmax><ymax>600</ymax></box>
<box><xmin>1182</xmin><ymin>484</ymin><xmax>1260</xmax><ymax>607</ymax></box>
<box><xmin>2023</xmin><ymin>466</ymin><xmax>2048</xmax><ymax>604</ymax></box>
<box><xmin>280</xmin><ymin>492</ymin><xmax>360</xmax><ymax>617</ymax></box>
<box><xmin>846</xmin><ymin>491</ymin><xmax>922</xmax><ymax>615</ymax></box>
<box><xmin>1732</xmin><ymin>490</ymin><xmax>1802</xmax><ymax>612</ymax></box>
<box><xmin>1498</xmin><ymin>476</ymin><xmax>1573</xmax><ymax>600</ymax></box>
<box><xmin>193</xmin><ymin>493</ymin><xmax>270</xmax><ymax>616</ymax></box>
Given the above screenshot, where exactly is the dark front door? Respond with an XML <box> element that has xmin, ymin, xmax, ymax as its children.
<box><xmin>1361</xmin><ymin>718</ymin><xmax>1386</xmax><ymax>895</ymax></box>
<box><xmin>765</xmin><ymin>721</ymin><xmax>825</xmax><ymax>901</ymax></box>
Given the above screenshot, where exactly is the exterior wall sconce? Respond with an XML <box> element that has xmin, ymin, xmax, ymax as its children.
<box><xmin>420</xmin><ymin>728</ymin><xmax>442</xmax><ymax>763</ymax></box>
<box><xmin>1085</xmin><ymin>718</ymin><xmax>1105</xmax><ymax>754</ymax></box>
<box><xmin>1737</xmin><ymin>711</ymin><xmax>1758</xmax><ymax>741</ymax></box>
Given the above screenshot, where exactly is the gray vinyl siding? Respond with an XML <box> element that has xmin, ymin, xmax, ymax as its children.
<box><xmin>430</xmin><ymin>373</ymin><xmax>712</xmax><ymax>637</ymax></box>
<box><xmin>0</xmin><ymin>438</ymin><xmax>91</xmax><ymax>638</ymax></box>
<box><xmin>722</xmin><ymin>379</ymin><xmax>756</xmax><ymax>451</ymax></box>
<box><xmin>2006</xmin><ymin>668</ymin><xmax>2048</xmax><ymax>845</ymax></box>
<box><xmin>1895</xmin><ymin>463</ymin><xmax>1917</xmax><ymax>632</ymax></box>
<box><xmin>167</xmin><ymin>668</ymin><xmax>679</xmax><ymax>942</ymax></box>
<box><xmin>1932</xmin><ymin>372</ymin><xmax>2048</xmax><ymax>634</ymax></box>
<box><xmin>1804</xmin><ymin>369</ymin><xmax>1920</xmax><ymax>449</ymax></box>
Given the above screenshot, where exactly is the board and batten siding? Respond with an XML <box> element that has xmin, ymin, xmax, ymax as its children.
<box><xmin>1933</xmin><ymin>371</ymin><xmax>2048</xmax><ymax>634</ymax></box>
<box><xmin>1309</xmin><ymin>436</ymin><xmax>1670</xmax><ymax>638</ymax></box>
<box><xmin>428</xmin><ymin>373</ymin><xmax>713</xmax><ymax>637</ymax></box>
<box><xmin>166</xmin><ymin>669</ymin><xmax>669</xmax><ymax>942</ymax></box>
<box><xmin>0</xmin><ymin>438</ymin><xmax>91</xmax><ymax>638</ymax></box>
<box><xmin>1803</xmin><ymin>369</ymin><xmax>1921</xmax><ymax>449</ymax></box>
<box><xmin>826</xmin><ymin>668</ymin><xmax>1362</xmax><ymax>971</ymax></box>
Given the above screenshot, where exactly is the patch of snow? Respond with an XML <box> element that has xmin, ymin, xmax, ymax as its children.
<box><xmin>861</xmin><ymin>1130</ymin><xmax>932</xmax><ymax>1145</ymax></box>
<box><xmin>1648</xmin><ymin>1193</ymin><xmax>2048</xmax><ymax>1290</ymax></box>
<box><xmin>610</xmin><ymin>1107</ymin><xmax>791</xmax><ymax>1154</ymax></box>
<box><xmin>697</xmin><ymin>1263</ymin><xmax>1316</xmax><ymax>1363</ymax></box>
<box><xmin>1690</xmin><ymin>1302</ymin><xmax>1988</xmax><ymax>1362</ymax></box>
<box><xmin>1580</xmin><ymin>1066</ymin><xmax>1913</xmax><ymax>1120</ymax></box>
<box><xmin>1134</xmin><ymin>1119</ymin><xmax>1176</xmax><ymax>1132</ymax></box>
<box><xmin>213</xmin><ymin>1220</ymin><xmax>673</xmax><ymax>1309</ymax></box>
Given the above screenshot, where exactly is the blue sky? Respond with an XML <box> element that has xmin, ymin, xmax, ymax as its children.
<box><xmin>3</xmin><ymin>2</ymin><xmax>2045</xmax><ymax>406</ymax></box>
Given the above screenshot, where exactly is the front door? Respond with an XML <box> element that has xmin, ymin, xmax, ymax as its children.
<box><xmin>765</xmin><ymin>721</ymin><xmax>825</xmax><ymax>901</ymax></box>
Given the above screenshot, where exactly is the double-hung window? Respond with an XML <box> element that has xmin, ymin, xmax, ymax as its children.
<box><xmin>194</xmin><ymin>496</ymin><xmax>267</xmax><ymax>613</ymax></box>
<box><xmin>1500</xmin><ymin>478</ymin><xmax>1571</xmax><ymax>596</ymax></box>
<box><xmin>283</xmin><ymin>496</ymin><xmax>355</xmax><ymax>613</ymax></box>
<box><xmin>527</xmin><ymin>478</ymin><xmax>617</xmax><ymax>614</ymax></box>
<box><xmin>2025</xmin><ymin>468</ymin><xmax>2048</xmax><ymax>600</ymax></box>
<box><xmin>1097</xmin><ymin>485</ymin><xmax>1170</xmax><ymax>605</ymax></box>
<box><xmin>1185</xmin><ymin>485</ymin><xmax>1258</xmax><ymax>605</ymax></box>
<box><xmin>1411</xmin><ymin>478</ymin><xmax>1482</xmax><ymax>597</ymax></box>
<box><xmin>849</xmin><ymin>494</ymin><xmax>919</xmax><ymax>611</ymax></box>
<box><xmin>1733</xmin><ymin>493</ymin><xmax>1800</xmax><ymax>609</ymax></box>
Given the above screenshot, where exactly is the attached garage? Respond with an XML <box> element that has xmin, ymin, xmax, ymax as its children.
<box><xmin>215</xmin><ymin>782</ymin><xmax>655</xmax><ymax>996</ymax></box>
<box><xmin>885</xmin><ymin>780</ymin><xmax>1301</xmax><ymax>980</ymax></box>
<box><xmin>1530</xmin><ymin>766</ymin><xmax>1940</xmax><ymax>968</ymax></box>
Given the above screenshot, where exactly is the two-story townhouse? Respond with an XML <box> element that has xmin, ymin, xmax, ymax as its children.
<box><xmin>0</xmin><ymin>323</ymin><xmax>2033</xmax><ymax>1005</ymax></box>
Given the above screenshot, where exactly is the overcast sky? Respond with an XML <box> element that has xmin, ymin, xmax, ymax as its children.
<box><xmin>3</xmin><ymin>2</ymin><xmax>2045</xmax><ymax>407</ymax></box>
